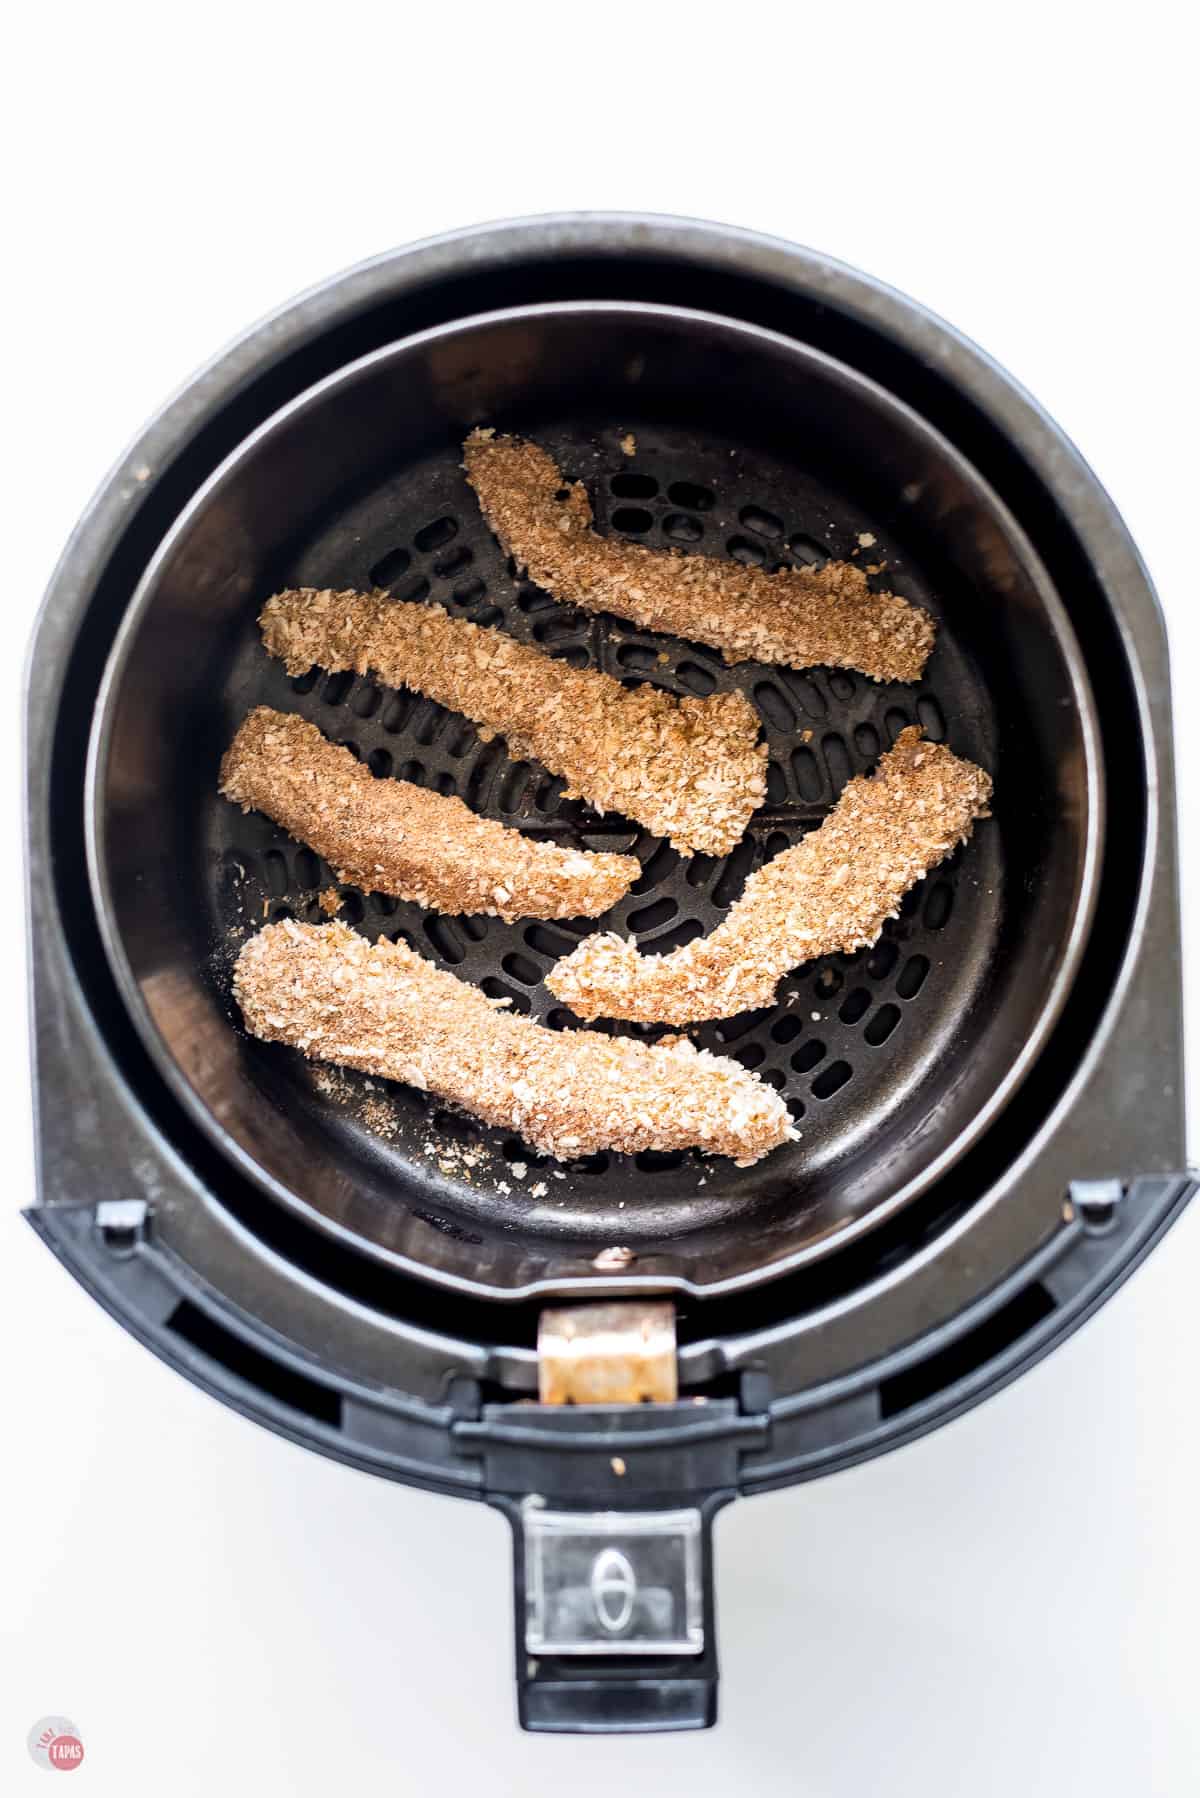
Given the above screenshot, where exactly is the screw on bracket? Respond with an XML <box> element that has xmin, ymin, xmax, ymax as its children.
<box><xmin>1067</xmin><ymin>1179</ymin><xmax>1126</xmax><ymax>1234</ymax></box>
<box><xmin>94</xmin><ymin>1198</ymin><xmax>151</xmax><ymax>1253</ymax></box>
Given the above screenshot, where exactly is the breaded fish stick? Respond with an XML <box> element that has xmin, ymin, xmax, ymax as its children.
<box><xmin>234</xmin><ymin>921</ymin><xmax>794</xmax><ymax>1164</ymax></box>
<box><xmin>219</xmin><ymin>708</ymin><xmax>639</xmax><ymax>922</ymax></box>
<box><xmin>463</xmin><ymin>430</ymin><xmax>936</xmax><ymax>683</ymax></box>
<box><xmin>259</xmin><ymin>589</ymin><xmax>767</xmax><ymax>858</ymax></box>
<box><xmin>547</xmin><ymin>729</ymin><xmax>992</xmax><ymax>1024</ymax></box>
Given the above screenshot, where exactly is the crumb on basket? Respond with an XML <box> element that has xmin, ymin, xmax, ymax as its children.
<box><xmin>620</xmin><ymin>432</ymin><xmax>636</xmax><ymax>456</ymax></box>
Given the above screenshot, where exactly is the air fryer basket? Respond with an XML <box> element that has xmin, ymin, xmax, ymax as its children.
<box><xmin>87</xmin><ymin>303</ymin><xmax>1099</xmax><ymax>1297</ymax></box>
<box><xmin>26</xmin><ymin>218</ymin><xmax>1192</xmax><ymax>1734</ymax></box>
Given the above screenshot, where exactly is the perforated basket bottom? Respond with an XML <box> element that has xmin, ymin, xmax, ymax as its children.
<box><xmin>202</xmin><ymin>417</ymin><xmax>1001</xmax><ymax>1254</ymax></box>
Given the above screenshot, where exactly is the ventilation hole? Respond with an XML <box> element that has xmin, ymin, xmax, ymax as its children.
<box><xmin>765</xmin><ymin>831</ymin><xmax>790</xmax><ymax>861</ymax></box>
<box><xmin>733</xmin><ymin>1043</ymin><xmax>766</xmax><ymax>1070</ymax></box>
<box><xmin>390</xmin><ymin>927</ymin><xmax>415</xmax><ymax>949</ymax></box>
<box><xmin>897</xmin><ymin>954</ymin><xmax>930</xmax><ymax>999</ymax></box>
<box><xmin>727</xmin><ymin>534</ymin><xmax>766</xmax><ymax>566</ymax></box>
<box><xmin>781</xmin><ymin>671</ymin><xmax>827</xmax><ymax>718</ymax></box>
<box><xmin>345</xmin><ymin>684</ymin><xmax>379</xmax><ymax>722</ymax></box>
<box><xmin>434</xmin><ymin>771</ymin><xmax>456</xmax><ymax>796</ymax></box>
<box><xmin>839</xmin><ymin>988</ymin><xmax>872</xmax><ymax>1025</ymax></box>
<box><xmin>814</xmin><ymin>966</ymin><xmax>843</xmax><ymax>998</ymax></box>
<box><xmin>763</xmin><ymin>761</ymin><xmax>787</xmax><ymax>805</ymax></box>
<box><xmin>339</xmin><ymin>891</ymin><xmax>364</xmax><ymax>924</ymax></box>
<box><xmin>460</xmin><ymin>914</ymin><xmax>488</xmax><ymax>942</ymax></box>
<box><xmin>323</xmin><ymin>670</ymin><xmax>354</xmax><ymax>706</ymax></box>
<box><xmin>295</xmin><ymin>848</ymin><xmax>320</xmax><ymax>888</ymax></box>
<box><xmin>635</xmin><ymin>1148</ymin><xmax>687</xmax><ymax>1172</ymax></box>
<box><xmin>611</xmin><ymin>471</ymin><xmax>658</xmax><ymax>498</ymax></box>
<box><xmin>739</xmin><ymin>504</ymin><xmax>784</xmax><ymax>538</ymax></box>
<box><xmin>633</xmin><ymin>841</ymin><xmax>681</xmax><ymax>894</ymax></box>
<box><xmin>270</xmin><ymin>903</ymin><xmax>294</xmax><ymax>923</ymax></box>
<box><xmin>514</xmin><ymin>585</ymin><xmax>553</xmax><ymax>614</ymax></box>
<box><xmin>924</xmin><ymin>882</ymin><xmax>954</xmax><ymax>929</ymax></box>
<box><xmin>503</xmin><ymin>1135</ymin><xmax>546</xmax><ymax>1167</ymax></box>
<box><xmin>552</xmin><ymin>644</ymin><xmax>590</xmax><ymax>668</ymax></box>
<box><xmin>676</xmin><ymin>659</ymin><xmax>715</xmax><ymax>694</ymax></box>
<box><xmin>771</xmin><ymin>1014</ymin><xmax>804</xmax><ymax>1044</ymax></box>
<box><xmin>369</xmin><ymin>546</ymin><xmax>411</xmax><ymax>587</ymax></box>
<box><xmin>263</xmin><ymin>848</ymin><xmax>289</xmax><ymax>897</ymax></box>
<box><xmin>435</xmin><ymin>544</ymin><xmax>473</xmax><ymax>578</ymax></box>
<box><xmin>899</xmin><ymin>885</ymin><xmax>922</xmax><ymax>918</ymax></box>
<box><xmin>713</xmin><ymin>838</ymin><xmax>757</xmax><ymax>908</ymax></box>
<box><xmin>443</xmin><ymin>721</ymin><xmax>475</xmax><ymax>758</ymax></box>
<box><xmin>864</xmin><ymin>1003</ymin><xmax>901</xmax><ymax>1045</ymax></box>
<box><xmin>612</xmin><ymin>507</ymin><xmax>654</xmax><ymax>533</ymax></box>
<box><xmin>466</xmin><ymin>742</ymin><xmax>502</xmax><ymax>807</ymax></box>
<box><xmin>453</xmin><ymin>577</ymin><xmax>487</xmax><ymax>606</ymax></box>
<box><xmin>879</xmin><ymin>1284</ymin><xmax>1057</xmax><ymax>1420</ymax></box>
<box><xmin>498</xmin><ymin>762</ymin><xmax>530</xmax><ymax>813</ymax></box>
<box><xmin>788</xmin><ymin>532</ymin><xmax>827</xmax><ymax>567</ymax></box>
<box><xmin>854</xmin><ymin>723</ymin><xmax>880</xmax><ymax>760</ymax></box>
<box><xmin>667</xmin><ymin>481</ymin><xmax>715</xmax><ymax>512</ymax></box>
<box><xmin>812</xmin><ymin>1059</ymin><xmax>853</xmax><ymax>1099</ymax></box>
<box><xmin>414</xmin><ymin>516</ymin><xmax>458</xmax><ymax>554</ymax></box>
<box><xmin>828</xmin><ymin>671</ymin><xmax>855</xmax><ymax>700</ymax></box>
<box><xmin>367</xmin><ymin>747</ymin><xmax>393</xmax><ymax>779</ymax></box>
<box><xmin>525</xmin><ymin>923</ymin><xmax>578</xmax><ymax>959</ymax></box>
<box><xmin>375</xmin><ymin>895</ymin><xmax>398</xmax><ymax>917</ymax></box>
<box><xmin>394</xmin><ymin>575</ymin><xmax>429</xmax><ymax>605</ymax></box>
<box><xmin>866</xmin><ymin>938</ymin><xmax>899</xmax><ymax>980</ymax></box>
<box><xmin>423</xmin><ymin>916</ymin><xmax>464</xmax><ymax>965</ymax></box>
<box><xmin>663</xmin><ymin>512</ymin><xmax>703</xmax><ymax>543</ymax></box>
<box><xmin>289</xmin><ymin>668</ymin><xmax>319</xmax><ymax>695</ymax></box>
<box><xmin>790</xmin><ymin>747</ymin><xmax>824</xmax><ymax>802</ymax></box>
<box><xmin>481</xmin><ymin>978</ymin><xmax>529</xmax><ymax>1013</ymax></box>
<box><xmin>566</xmin><ymin>1151</ymin><xmax>609</xmax><ymax>1175</ymax></box>
<box><xmin>823</xmin><ymin>732</ymin><xmax>852</xmax><ymax>793</ymax></box>
<box><xmin>616</xmin><ymin>641</ymin><xmax>659</xmax><ymax>671</ymax></box>
<box><xmin>790</xmin><ymin>1040</ymin><xmax>826</xmax><ymax>1074</ymax></box>
<box><xmin>629</xmin><ymin>897</ymin><xmax>678</xmax><ymax>933</ymax></box>
<box><xmin>917</xmin><ymin>694</ymin><xmax>947</xmax><ymax>741</ymax></box>
<box><xmin>472</xmin><ymin>604</ymin><xmax>504</xmax><ymax>628</ymax></box>
<box><xmin>545</xmin><ymin>1007</ymin><xmax>577</xmax><ymax>1031</ymax></box>
<box><xmin>501</xmin><ymin>952</ymin><xmax>542</xmax><ymax>986</ymax></box>
<box><xmin>381</xmin><ymin>691</ymin><xmax>413</xmax><ymax>733</ymax></box>
<box><xmin>711</xmin><ymin>1006</ymin><xmax>771</xmax><ymax>1045</ymax></box>
<box><xmin>529</xmin><ymin>774</ymin><xmax>559</xmax><ymax>814</ymax></box>
<box><xmin>338</xmin><ymin>738</ymin><xmax>363</xmax><ymax>762</ymax></box>
<box><xmin>885</xmin><ymin>708</ymin><xmax>912</xmax><ymax>744</ymax></box>
<box><xmin>651</xmin><ymin>918</ymin><xmax>705</xmax><ymax>953</ymax></box>
<box><xmin>396</xmin><ymin>759</ymin><xmax>424</xmax><ymax>786</ymax></box>
<box><xmin>534</xmin><ymin>614</ymin><xmax>585</xmax><ymax>644</ymax></box>
<box><xmin>167</xmin><ymin>1301</ymin><xmax>341</xmax><ymax>1426</ymax></box>
<box><xmin>412</xmin><ymin>707</ymin><xmax>445</xmax><ymax>753</ymax></box>
<box><xmin>755</xmin><ymin>682</ymin><xmax>796</xmax><ymax>731</ymax></box>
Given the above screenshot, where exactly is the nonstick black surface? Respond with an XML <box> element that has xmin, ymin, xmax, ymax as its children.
<box><xmin>91</xmin><ymin>306</ymin><xmax>1096</xmax><ymax>1295</ymax></box>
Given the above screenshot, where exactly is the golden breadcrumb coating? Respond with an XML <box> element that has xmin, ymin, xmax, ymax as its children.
<box><xmin>547</xmin><ymin>728</ymin><xmax>992</xmax><ymax>1024</ymax></box>
<box><xmin>220</xmin><ymin>707</ymin><xmax>638</xmax><ymax>922</ymax></box>
<box><xmin>234</xmin><ymin>921</ymin><xmax>795</xmax><ymax>1164</ymax></box>
<box><xmin>259</xmin><ymin>589</ymin><xmax>767</xmax><ymax>857</ymax></box>
<box><xmin>463</xmin><ymin>430</ymin><xmax>935</xmax><ymax>682</ymax></box>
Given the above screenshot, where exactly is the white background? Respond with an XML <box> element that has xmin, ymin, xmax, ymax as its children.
<box><xmin>4</xmin><ymin>5</ymin><xmax>1198</xmax><ymax>1793</ymax></box>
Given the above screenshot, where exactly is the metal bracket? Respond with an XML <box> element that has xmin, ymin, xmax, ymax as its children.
<box><xmin>538</xmin><ymin>1301</ymin><xmax>677</xmax><ymax>1405</ymax></box>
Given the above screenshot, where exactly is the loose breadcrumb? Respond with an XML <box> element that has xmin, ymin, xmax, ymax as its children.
<box><xmin>220</xmin><ymin>707</ymin><xmax>638</xmax><ymax>922</ymax></box>
<box><xmin>463</xmin><ymin>431</ymin><xmax>935</xmax><ymax>682</ymax></box>
<box><xmin>234</xmin><ymin>921</ymin><xmax>794</xmax><ymax>1163</ymax></box>
<box><xmin>319</xmin><ymin>887</ymin><xmax>343</xmax><ymax>916</ymax></box>
<box><xmin>547</xmin><ymin>728</ymin><xmax>992</xmax><ymax>1024</ymax></box>
<box><xmin>620</xmin><ymin>433</ymin><xmax>637</xmax><ymax>456</ymax></box>
<box><xmin>259</xmin><ymin>589</ymin><xmax>766</xmax><ymax>857</ymax></box>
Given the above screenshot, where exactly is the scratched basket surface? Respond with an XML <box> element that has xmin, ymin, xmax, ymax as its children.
<box><xmin>202</xmin><ymin>419</ymin><xmax>1000</xmax><ymax>1244</ymax></box>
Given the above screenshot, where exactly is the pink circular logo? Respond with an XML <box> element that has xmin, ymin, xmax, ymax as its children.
<box><xmin>27</xmin><ymin>1717</ymin><xmax>85</xmax><ymax>1773</ymax></box>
